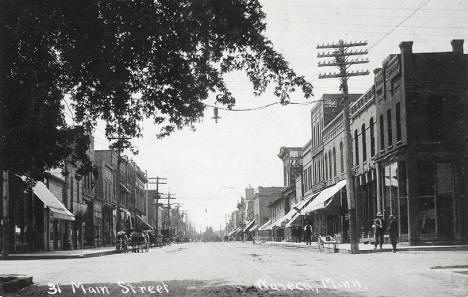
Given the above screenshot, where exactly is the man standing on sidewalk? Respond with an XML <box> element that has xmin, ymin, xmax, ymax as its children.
<box><xmin>373</xmin><ymin>212</ymin><xmax>385</xmax><ymax>250</ymax></box>
<box><xmin>388</xmin><ymin>215</ymin><xmax>398</xmax><ymax>252</ymax></box>
<box><xmin>304</xmin><ymin>221</ymin><xmax>312</xmax><ymax>245</ymax></box>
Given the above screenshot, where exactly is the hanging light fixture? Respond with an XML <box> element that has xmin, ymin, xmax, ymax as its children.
<box><xmin>212</xmin><ymin>106</ymin><xmax>221</xmax><ymax>123</ymax></box>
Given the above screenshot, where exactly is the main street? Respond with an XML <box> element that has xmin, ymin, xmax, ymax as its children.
<box><xmin>3</xmin><ymin>242</ymin><xmax>468</xmax><ymax>297</ymax></box>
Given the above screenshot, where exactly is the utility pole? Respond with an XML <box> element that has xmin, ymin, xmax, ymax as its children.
<box><xmin>2</xmin><ymin>170</ymin><xmax>9</xmax><ymax>259</ymax></box>
<box><xmin>159</xmin><ymin>192</ymin><xmax>176</xmax><ymax>240</ymax></box>
<box><xmin>148</xmin><ymin>177</ymin><xmax>167</xmax><ymax>247</ymax></box>
<box><xmin>172</xmin><ymin>203</ymin><xmax>183</xmax><ymax>239</ymax></box>
<box><xmin>108</xmin><ymin>136</ymin><xmax>131</xmax><ymax>251</ymax></box>
<box><xmin>317</xmin><ymin>40</ymin><xmax>369</xmax><ymax>254</ymax></box>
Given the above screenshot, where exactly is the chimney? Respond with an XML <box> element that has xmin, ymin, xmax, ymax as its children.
<box><xmin>451</xmin><ymin>39</ymin><xmax>464</xmax><ymax>54</ymax></box>
<box><xmin>399</xmin><ymin>41</ymin><xmax>413</xmax><ymax>55</ymax></box>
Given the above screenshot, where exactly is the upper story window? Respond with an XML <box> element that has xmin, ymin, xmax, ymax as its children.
<box><xmin>370</xmin><ymin>117</ymin><xmax>375</xmax><ymax>156</ymax></box>
<box><xmin>387</xmin><ymin>109</ymin><xmax>393</xmax><ymax>146</ymax></box>
<box><xmin>333</xmin><ymin>147</ymin><xmax>337</xmax><ymax>177</ymax></box>
<box><xmin>362</xmin><ymin>124</ymin><xmax>367</xmax><ymax>162</ymax></box>
<box><xmin>380</xmin><ymin>115</ymin><xmax>385</xmax><ymax>150</ymax></box>
<box><xmin>354</xmin><ymin>130</ymin><xmax>359</xmax><ymax>165</ymax></box>
<box><xmin>328</xmin><ymin>149</ymin><xmax>333</xmax><ymax>179</ymax></box>
<box><xmin>340</xmin><ymin>142</ymin><xmax>344</xmax><ymax>173</ymax></box>
<box><xmin>324</xmin><ymin>153</ymin><xmax>328</xmax><ymax>180</ymax></box>
<box><xmin>396</xmin><ymin>102</ymin><xmax>402</xmax><ymax>142</ymax></box>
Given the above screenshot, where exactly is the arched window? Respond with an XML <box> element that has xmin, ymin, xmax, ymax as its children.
<box><xmin>362</xmin><ymin>124</ymin><xmax>367</xmax><ymax>162</ymax></box>
<box><xmin>370</xmin><ymin>117</ymin><xmax>375</xmax><ymax>156</ymax></box>
<box><xmin>328</xmin><ymin>150</ymin><xmax>332</xmax><ymax>179</ymax></box>
<box><xmin>354</xmin><ymin>130</ymin><xmax>359</xmax><ymax>165</ymax></box>
<box><xmin>333</xmin><ymin>147</ymin><xmax>337</xmax><ymax>176</ymax></box>
<box><xmin>340</xmin><ymin>141</ymin><xmax>344</xmax><ymax>173</ymax></box>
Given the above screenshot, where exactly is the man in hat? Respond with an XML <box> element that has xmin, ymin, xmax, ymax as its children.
<box><xmin>388</xmin><ymin>215</ymin><xmax>398</xmax><ymax>252</ymax></box>
<box><xmin>304</xmin><ymin>220</ymin><xmax>313</xmax><ymax>245</ymax></box>
<box><xmin>373</xmin><ymin>212</ymin><xmax>385</xmax><ymax>250</ymax></box>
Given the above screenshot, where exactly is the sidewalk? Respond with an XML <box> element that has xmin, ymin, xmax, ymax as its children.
<box><xmin>261</xmin><ymin>241</ymin><xmax>319</xmax><ymax>249</ymax></box>
<box><xmin>331</xmin><ymin>243</ymin><xmax>468</xmax><ymax>254</ymax></box>
<box><xmin>2</xmin><ymin>246</ymin><xmax>117</xmax><ymax>260</ymax></box>
<box><xmin>262</xmin><ymin>240</ymin><xmax>468</xmax><ymax>254</ymax></box>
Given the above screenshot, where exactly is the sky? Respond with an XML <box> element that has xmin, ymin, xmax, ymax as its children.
<box><xmin>93</xmin><ymin>0</ymin><xmax>468</xmax><ymax>232</ymax></box>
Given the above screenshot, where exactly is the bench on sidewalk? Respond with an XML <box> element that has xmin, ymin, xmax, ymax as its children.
<box><xmin>318</xmin><ymin>235</ymin><xmax>337</xmax><ymax>253</ymax></box>
<box><xmin>360</xmin><ymin>234</ymin><xmax>390</xmax><ymax>245</ymax></box>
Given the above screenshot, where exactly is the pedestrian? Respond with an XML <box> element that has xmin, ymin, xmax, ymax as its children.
<box><xmin>373</xmin><ymin>212</ymin><xmax>385</xmax><ymax>250</ymax></box>
<box><xmin>304</xmin><ymin>221</ymin><xmax>312</xmax><ymax>245</ymax></box>
<box><xmin>388</xmin><ymin>215</ymin><xmax>398</xmax><ymax>252</ymax></box>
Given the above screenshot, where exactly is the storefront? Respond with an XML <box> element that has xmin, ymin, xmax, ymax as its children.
<box><xmin>378</xmin><ymin>158</ymin><xmax>462</xmax><ymax>244</ymax></box>
<box><xmin>301</xmin><ymin>180</ymin><xmax>348</xmax><ymax>243</ymax></box>
<box><xmin>4</xmin><ymin>176</ymin><xmax>76</xmax><ymax>252</ymax></box>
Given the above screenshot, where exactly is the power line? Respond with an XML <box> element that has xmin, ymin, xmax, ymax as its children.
<box><xmin>203</xmin><ymin>100</ymin><xmax>319</xmax><ymax>112</ymax></box>
<box><xmin>369</xmin><ymin>0</ymin><xmax>433</xmax><ymax>50</ymax></box>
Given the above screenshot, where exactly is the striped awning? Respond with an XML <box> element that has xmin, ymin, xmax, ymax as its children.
<box><xmin>22</xmin><ymin>177</ymin><xmax>75</xmax><ymax>221</ymax></box>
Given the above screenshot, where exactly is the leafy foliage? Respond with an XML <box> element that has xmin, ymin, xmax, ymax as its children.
<box><xmin>0</xmin><ymin>0</ymin><xmax>313</xmax><ymax>181</ymax></box>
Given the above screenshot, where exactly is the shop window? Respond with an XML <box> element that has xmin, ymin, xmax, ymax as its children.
<box><xmin>436</xmin><ymin>162</ymin><xmax>455</xmax><ymax>239</ymax></box>
<box><xmin>383</xmin><ymin>162</ymin><xmax>408</xmax><ymax>236</ymax></box>
<box><xmin>396</xmin><ymin>103</ymin><xmax>402</xmax><ymax>142</ymax></box>
<box><xmin>387</xmin><ymin>109</ymin><xmax>393</xmax><ymax>146</ymax></box>
<box><xmin>354</xmin><ymin>130</ymin><xmax>359</xmax><ymax>165</ymax></box>
<box><xmin>370</xmin><ymin>117</ymin><xmax>375</xmax><ymax>156</ymax></box>
<box><xmin>361</xmin><ymin>124</ymin><xmax>367</xmax><ymax>162</ymax></box>
<box><xmin>417</xmin><ymin>162</ymin><xmax>435</xmax><ymax>236</ymax></box>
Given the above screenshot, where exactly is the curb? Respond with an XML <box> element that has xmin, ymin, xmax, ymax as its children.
<box><xmin>0</xmin><ymin>275</ymin><xmax>33</xmax><ymax>293</ymax></box>
<box><xmin>3</xmin><ymin>249</ymin><xmax>118</xmax><ymax>260</ymax></box>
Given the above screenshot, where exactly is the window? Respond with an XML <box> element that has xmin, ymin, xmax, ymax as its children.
<box><xmin>308</xmin><ymin>167</ymin><xmax>312</xmax><ymax>190</ymax></box>
<box><xmin>354</xmin><ymin>130</ymin><xmax>359</xmax><ymax>165</ymax></box>
<box><xmin>77</xmin><ymin>179</ymin><xmax>80</xmax><ymax>202</ymax></box>
<box><xmin>380</xmin><ymin>115</ymin><xmax>385</xmax><ymax>150</ymax></box>
<box><xmin>362</xmin><ymin>124</ymin><xmax>367</xmax><ymax>162</ymax></box>
<box><xmin>303</xmin><ymin>170</ymin><xmax>307</xmax><ymax>191</ymax></box>
<box><xmin>329</xmin><ymin>150</ymin><xmax>333</xmax><ymax>179</ymax></box>
<box><xmin>387</xmin><ymin>109</ymin><xmax>393</xmax><ymax>146</ymax></box>
<box><xmin>396</xmin><ymin>103</ymin><xmax>402</xmax><ymax>142</ymax></box>
<box><xmin>370</xmin><ymin>118</ymin><xmax>375</xmax><ymax>156</ymax></box>
<box><xmin>324</xmin><ymin>153</ymin><xmax>328</xmax><ymax>180</ymax></box>
<box><xmin>340</xmin><ymin>142</ymin><xmax>344</xmax><ymax>173</ymax></box>
<box><xmin>333</xmin><ymin>147</ymin><xmax>337</xmax><ymax>176</ymax></box>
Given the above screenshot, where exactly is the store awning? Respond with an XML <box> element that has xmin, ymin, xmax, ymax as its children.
<box><xmin>27</xmin><ymin>179</ymin><xmax>75</xmax><ymax>221</ymax></box>
<box><xmin>120</xmin><ymin>183</ymin><xmax>131</xmax><ymax>193</ymax></box>
<box><xmin>250</xmin><ymin>222</ymin><xmax>261</xmax><ymax>232</ymax></box>
<box><xmin>258</xmin><ymin>219</ymin><xmax>273</xmax><ymax>231</ymax></box>
<box><xmin>136</xmin><ymin>214</ymin><xmax>154</xmax><ymax>230</ymax></box>
<box><xmin>243</xmin><ymin>220</ymin><xmax>255</xmax><ymax>232</ymax></box>
<box><xmin>280</xmin><ymin>193</ymin><xmax>319</xmax><ymax>228</ymax></box>
<box><xmin>301</xmin><ymin>179</ymin><xmax>346</xmax><ymax>214</ymax></box>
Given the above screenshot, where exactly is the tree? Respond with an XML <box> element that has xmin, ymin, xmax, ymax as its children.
<box><xmin>0</xmin><ymin>0</ymin><xmax>313</xmax><ymax>180</ymax></box>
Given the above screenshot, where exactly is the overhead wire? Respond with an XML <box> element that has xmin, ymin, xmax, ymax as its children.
<box><xmin>368</xmin><ymin>0</ymin><xmax>434</xmax><ymax>50</ymax></box>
